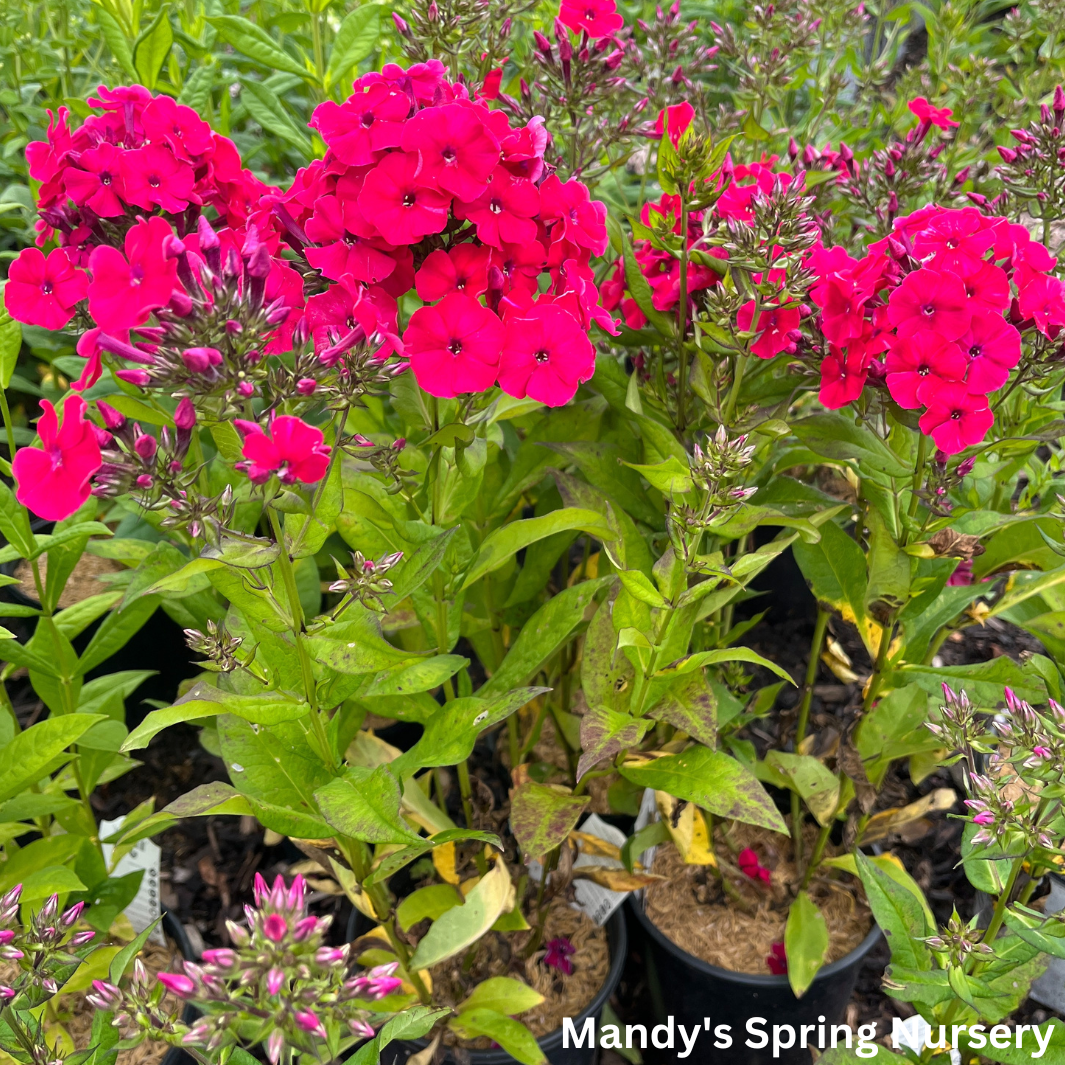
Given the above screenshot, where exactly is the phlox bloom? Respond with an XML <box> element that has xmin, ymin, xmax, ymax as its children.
<box><xmin>401</xmin><ymin>103</ymin><xmax>501</xmax><ymax>202</ymax></box>
<box><xmin>917</xmin><ymin>381</ymin><xmax>994</xmax><ymax>455</ymax></box>
<box><xmin>961</xmin><ymin>312</ymin><xmax>1022</xmax><ymax>393</ymax></box>
<box><xmin>884</xmin><ymin>331</ymin><xmax>968</xmax><ymax>409</ymax></box>
<box><xmin>886</xmin><ymin>267</ymin><xmax>971</xmax><ymax>341</ymax></box>
<box><xmin>358</xmin><ymin>152</ymin><xmax>450</xmax><ymax>246</ymax></box>
<box><xmin>404</xmin><ymin>292</ymin><xmax>505</xmax><ymax>397</ymax></box>
<box><xmin>5</xmin><ymin>247</ymin><xmax>87</xmax><ymax>330</ymax></box>
<box><xmin>12</xmin><ymin>396</ymin><xmax>101</xmax><ymax>520</ymax></box>
<box><xmin>235</xmin><ymin>416</ymin><xmax>331</xmax><ymax>485</ymax></box>
<box><xmin>558</xmin><ymin>0</ymin><xmax>624</xmax><ymax>37</ymax></box>
<box><xmin>498</xmin><ymin>302</ymin><xmax>594</xmax><ymax>406</ymax></box>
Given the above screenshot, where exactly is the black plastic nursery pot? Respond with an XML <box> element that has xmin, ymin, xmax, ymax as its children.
<box><xmin>161</xmin><ymin>910</ymin><xmax>200</xmax><ymax>1065</ymax></box>
<box><xmin>628</xmin><ymin>896</ymin><xmax>881</xmax><ymax>1065</ymax></box>
<box><xmin>378</xmin><ymin>908</ymin><xmax>628</xmax><ymax>1065</ymax></box>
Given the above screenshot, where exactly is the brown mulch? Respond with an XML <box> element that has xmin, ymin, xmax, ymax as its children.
<box><xmin>643</xmin><ymin>824</ymin><xmax>871</xmax><ymax>976</ymax></box>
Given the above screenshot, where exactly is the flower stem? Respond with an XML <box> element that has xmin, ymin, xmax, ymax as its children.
<box><xmin>793</xmin><ymin>608</ymin><xmax>829</xmax><ymax>866</ymax></box>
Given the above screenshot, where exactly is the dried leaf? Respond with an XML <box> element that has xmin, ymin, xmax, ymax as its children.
<box><xmin>858</xmin><ymin>788</ymin><xmax>956</xmax><ymax>845</ymax></box>
<box><xmin>574</xmin><ymin>866</ymin><xmax>664</xmax><ymax>891</ymax></box>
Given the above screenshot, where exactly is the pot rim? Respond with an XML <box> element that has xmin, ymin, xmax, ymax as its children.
<box><xmin>395</xmin><ymin>906</ymin><xmax>628</xmax><ymax>1063</ymax></box>
<box><xmin>629</xmin><ymin>892</ymin><xmax>881</xmax><ymax>988</ymax></box>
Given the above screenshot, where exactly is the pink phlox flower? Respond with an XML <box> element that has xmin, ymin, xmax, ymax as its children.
<box><xmin>357</xmin><ymin>151</ymin><xmax>450</xmax><ymax>245</ymax></box>
<box><xmin>544</xmin><ymin>937</ymin><xmax>577</xmax><ymax>975</ymax></box>
<box><xmin>5</xmin><ymin>247</ymin><xmax>88</xmax><ymax>330</ymax></box>
<box><xmin>235</xmin><ymin>416</ymin><xmax>331</xmax><ymax>485</ymax></box>
<box><xmin>12</xmin><ymin>396</ymin><xmax>101</xmax><ymax>521</ymax></box>
<box><xmin>403</xmin><ymin>291</ymin><xmax>505</xmax><ymax>397</ymax></box>
<box><xmin>87</xmin><ymin>216</ymin><xmax>179</xmax><ymax>334</ymax></box>
<box><xmin>908</xmin><ymin>97</ymin><xmax>959</xmax><ymax>130</ymax></box>
<box><xmin>401</xmin><ymin>102</ymin><xmax>502</xmax><ymax>202</ymax></box>
<box><xmin>917</xmin><ymin>381</ymin><xmax>994</xmax><ymax>455</ymax></box>
<box><xmin>498</xmin><ymin>301</ymin><xmax>595</xmax><ymax>406</ymax></box>
<box><xmin>415</xmin><ymin>244</ymin><xmax>493</xmax><ymax>301</ymax></box>
<box><xmin>456</xmin><ymin>167</ymin><xmax>540</xmax><ymax>249</ymax></box>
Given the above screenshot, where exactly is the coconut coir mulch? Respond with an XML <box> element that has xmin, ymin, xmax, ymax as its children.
<box><xmin>644</xmin><ymin>824</ymin><xmax>871</xmax><ymax>975</ymax></box>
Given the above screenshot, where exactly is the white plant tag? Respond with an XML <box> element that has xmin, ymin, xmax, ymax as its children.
<box><xmin>570</xmin><ymin>814</ymin><xmax>629</xmax><ymax>926</ymax></box>
<box><xmin>99</xmin><ymin>815</ymin><xmax>165</xmax><ymax>946</ymax></box>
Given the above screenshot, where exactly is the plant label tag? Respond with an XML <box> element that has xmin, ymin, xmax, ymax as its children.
<box><xmin>570</xmin><ymin>814</ymin><xmax>629</xmax><ymax>926</ymax></box>
<box><xmin>99</xmin><ymin>816</ymin><xmax>165</xmax><ymax>946</ymax></box>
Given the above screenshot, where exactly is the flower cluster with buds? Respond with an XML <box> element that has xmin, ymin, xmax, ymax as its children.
<box><xmin>922</xmin><ymin>911</ymin><xmax>995</xmax><ymax>968</ymax></box>
<box><xmin>89</xmin><ymin>875</ymin><xmax>403</xmax><ymax>1063</ymax></box>
<box><xmin>184</xmin><ymin>620</ymin><xmax>245</xmax><ymax>673</ymax></box>
<box><xmin>328</xmin><ymin>550</ymin><xmax>405</xmax><ymax>613</ymax></box>
<box><xmin>929</xmin><ymin>685</ymin><xmax>1065</xmax><ymax>854</ymax></box>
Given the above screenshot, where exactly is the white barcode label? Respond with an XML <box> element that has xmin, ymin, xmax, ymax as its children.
<box><xmin>99</xmin><ymin>816</ymin><xmax>165</xmax><ymax>946</ymax></box>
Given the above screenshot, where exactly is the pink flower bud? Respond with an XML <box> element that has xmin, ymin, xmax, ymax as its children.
<box><xmin>236</xmin><ymin>381</ymin><xmax>255</xmax><ymax>397</ymax></box>
<box><xmin>157</xmin><ymin>972</ymin><xmax>196</xmax><ymax>998</ymax></box>
<box><xmin>261</xmin><ymin>913</ymin><xmax>288</xmax><ymax>943</ymax></box>
<box><xmin>201</xmin><ymin>948</ymin><xmax>236</xmax><ymax>969</ymax></box>
<box><xmin>267</xmin><ymin>1030</ymin><xmax>285</xmax><ymax>1064</ymax></box>
<box><xmin>296</xmin><ymin>377</ymin><xmax>317</xmax><ymax>395</ymax></box>
<box><xmin>266</xmin><ymin>967</ymin><xmax>284</xmax><ymax>994</ymax></box>
<box><xmin>70</xmin><ymin>930</ymin><xmax>95</xmax><ymax>946</ymax></box>
<box><xmin>294</xmin><ymin>1010</ymin><xmax>326</xmax><ymax>1038</ymax></box>
<box><xmin>116</xmin><ymin>369</ymin><xmax>151</xmax><ymax>387</ymax></box>
<box><xmin>134</xmin><ymin>432</ymin><xmax>157</xmax><ymax>460</ymax></box>
<box><xmin>349</xmin><ymin>1020</ymin><xmax>375</xmax><ymax>1039</ymax></box>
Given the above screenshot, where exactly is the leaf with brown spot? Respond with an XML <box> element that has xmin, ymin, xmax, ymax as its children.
<box><xmin>576</xmin><ymin>705</ymin><xmax>648</xmax><ymax>781</ymax></box>
<box><xmin>648</xmin><ymin>670</ymin><xmax>717</xmax><ymax>747</ymax></box>
<box><xmin>510</xmin><ymin>782</ymin><xmax>589</xmax><ymax>862</ymax></box>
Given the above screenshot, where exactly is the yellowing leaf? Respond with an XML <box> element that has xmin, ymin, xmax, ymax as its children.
<box><xmin>433</xmin><ymin>841</ymin><xmax>459</xmax><ymax>885</ymax></box>
<box><xmin>821</xmin><ymin>637</ymin><xmax>859</xmax><ymax>683</ymax></box>
<box><xmin>574</xmin><ymin>867</ymin><xmax>664</xmax><ymax>890</ymax></box>
<box><xmin>858</xmin><ymin>788</ymin><xmax>955</xmax><ymax>845</ymax></box>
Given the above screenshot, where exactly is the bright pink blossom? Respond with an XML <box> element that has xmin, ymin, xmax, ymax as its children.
<box><xmin>358</xmin><ymin>152</ymin><xmax>450</xmax><ymax>245</ymax></box>
<box><xmin>402</xmin><ymin>103</ymin><xmax>501</xmax><ymax>201</ymax></box>
<box><xmin>5</xmin><ymin>248</ymin><xmax>87</xmax><ymax>330</ymax></box>
<box><xmin>310</xmin><ymin>84</ymin><xmax>410</xmax><ymax>167</ymax></box>
<box><xmin>961</xmin><ymin>312</ymin><xmax>1022</xmax><ymax>393</ymax></box>
<box><xmin>884</xmin><ymin>331</ymin><xmax>968</xmax><ymax>409</ymax></box>
<box><xmin>63</xmin><ymin>143</ymin><xmax>125</xmax><ymax>217</ymax></box>
<box><xmin>1019</xmin><ymin>274</ymin><xmax>1065</xmax><ymax>334</ymax></box>
<box><xmin>886</xmin><ymin>267</ymin><xmax>971</xmax><ymax>341</ymax></box>
<box><xmin>654</xmin><ymin>102</ymin><xmax>695</xmax><ymax>149</ymax></box>
<box><xmin>404</xmin><ymin>292</ymin><xmax>505</xmax><ymax>397</ymax></box>
<box><xmin>415</xmin><ymin>245</ymin><xmax>492</xmax><ymax>301</ymax></box>
<box><xmin>87</xmin><ymin>216</ymin><xmax>179</xmax><ymax>334</ymax></box>
<box><xmin>498</xmin><ymin>302</ymin><xmax>594</xmax><ymax>406</ymax></box>
<box><xmin>235</xmin><ymin>416</ymin><xmax>331</xmax><ymax>485</ymax></box>
<box><xmin>959</xmin><ymin>260</ymin><xmax>1010</xmax><ymax>313</ymax></box>
<box><xmin>819</xmin><ymin>346</ymin><xmax>871</xmax><ymax>409</ymax></box>
<box><xmin>12</xmin><ymin>397</ymin><xmax>101</xmax><ymax>521</ymax></box>
<box><xmin>738</xmin><ymin>848</ymin><xmax>772</xmax><ymax>884</ymax></box>
<box><xmin>142</xmin><ymin>95</ymin><xmax>213</xmax><ymax>160</ymax></box>
<box><xmin>304</xmin><ymin>195</ymin><xmax>397</xmax><ymax>285</ymax></box>
<box><xmin>119</xmin><ymin>145</ymin><xmax>196</xmax><ymax>213</ymax></box>
<box><xmin>539</xmin><ymin>175</ymin><xmax>609</xmax><ymax>255</ymax></box>
<box><xmin>737</xmin><ymin>300</ymin><xmax>800</xmax><ymax>359</ymax></box>
<box><xmin>908</xmin><ymin>97</ymin><xmax>959</xmax><ymax>130</ymax></box>
<box><xmin>912</xmin><ymin>208</ymin><xmax>994</xmax><ymax>274</ymax></box>
<box><xmin>766</xmin><ymin>942</ymin><xmax>788</xmax><ymax>975</ymax></box>
<box><xmin>456</xmin><ymin>168</ymin><xmax>540</xmax><ymax>249</ymax></box>
<box><xmin>917</xmin><ymin>382</ymin><xmax>994</xmax><ymax>455</ymax></box>
<box><xmin>559</xmin><ymin>0</ymin><xmax>624</xmax><ymax>37</ymax></box>
<box><xmin>544</xmin><ymin>937</ymin><xmax>577</xmax><ymax>975</ymax></box>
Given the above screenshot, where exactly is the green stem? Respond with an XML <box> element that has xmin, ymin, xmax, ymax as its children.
<box><xmin>907</xmin><ymin>433</ymin><xmax>928</xmax><ymax>525</ymax></box>
<box><xmin>723</xmin><ymin>352</ymin><xmax>750</xmax><ymax>426</ymax></box>
<box><xmin>863</xmin><ymin>614</ymin><xmax>897</xmax><ymax>714</ymax></box>
<box><xmin>792</xmin><ymin>608</ymin><xmax>829</xmax><ymax>866</ymax></box>
<box><xmin>267</xmin><ymin>507</ymin><xmax>336</xmax><ymax>773</ymax></box>
<box><xmin>457</xmin><ymin>761</ymin><xmax>488</xmax><ymax>875</ymax></box>
<box><xmin>676</xmin><ymin>197</ymin><xmax>691</xmax><ymax>432</ymax></box>
<box><xmin>0</xmin><ymin>389</ymin><xmax>19</xmax><ymax>463</ymax></box>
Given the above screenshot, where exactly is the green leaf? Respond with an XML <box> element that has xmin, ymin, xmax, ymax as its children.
<box><xmin>77</xmin><ymin>595</ymin><xmax>160</xmax><ymax>675</ymax></box>
<box><xmin>98</xmin><ymin>394</ymin><xmax>173</xmax><ymax>427</ymax></box>
<box><xmin>0</xmin><ymin>480</ymin><xmax>35</xmax><ymax>558</ymax></box>
<box><xmin>0</xmin><ymin>715</ymin><xmax>104</xmax><ymax>803</ymax></box>
<box><xmin>620</xmin><ymin>227</ymin><xmax>675</xmax><ymax>337</ymax></box>
<box><xmin>123</xmin><ymin>690</ymin><xmax>309</xmax><ymax>750</ymax></box>
<box><xmin>892</xmin><ymin>656</ymin><xmax>1046</xmax><ymax>707</ymax></box>
<box><xmin>315</xmin><ymin>765</ymin><xmax>421</xmax><ymax>844</ymax></box>
<box><xmin>619</xmin><ymin>746</ymin><xmax>788</xmax><ymax>834</ymax></box>
<box><xmin>109</xmin><ymin>919</ymin><xmax>162</xmax><ymax>984</ymax></box>
<box><xmin>449</xmin><ymin>1010</ymin><xmax>545</xmax><ymax>1065</ymax></box>
<box><xmin>133</xmin><ymin>7</ymin><xmax>173</xmax><ymax>90</ymax></box>
<box><xmin>15</xmin><ymin>865</ymin><xmax>87</xmax><ymax>901</ymax></box>
<box><xmin>457</xmin><ymin>976</ymin><xmax>544</xmax><ymax>1016</ymax></box>
<box><xmin>0</xmin><ymin>291</ymin><xmax>21</xmax><ymax>390</ymax></box>
<box><xmin>792</xmin><ymin>414</ymin><xmax>911</xmax><ymax>478</ymax></box>
<box><xmin>616</xmin><ymin>568</ymin><xmax>667</xmax><ymax>608</ymax></box>
<box><xmin>324</xmin><ymin>4</ymin><xmax>381</xmax><ymax>87</ymax></box>
<box><xmin>621</xmin><ymin>819</ymin><xmax>670</xmax><ymax>872</ymax></box>
<box><xmin>624</xmin><ymin>456</ymin><xmax>693</xmax><ymax>494</ymax></box>
<box><xmin>94</xmin><ymin>8</ymin><xmax>138</xmax><ymax>78</ymax></box>
<box><xmin>145</xmin><ymin>557</ymin><xmax>222</xmax><ymax>594</ymax></box>
<box><xmin>349</xmin><ymin>1006</ymin><xmax>451</xmax><ymax>1065</ymax></box>
<box><xmin>657</xmin><ymin>647</ymin><xmax>794</xmax><ymax>685</ymax></box>
<box><xmin>969</xmin><ymin>1020</ymin><xmax>1065</xmax><ymax>1065</ymax></box>
<box><xmin>510</xmin><ymin>782</ymin><xmax>589</xmax><ymax>861</ymax></box>
<box><xmin>854</xmin><ymin>850</ymin><xmax>932</xmax><ymax>971</ymax></box>
<box><xmin>865</xmin><ymin>506</ymin><xmax>910</xmax><ymax>622</ymax></box>
<box><xmin>793</xmin><ymin>520</ymin><xmax>868</xmax><ymax>623</ymax></box>
<box><xmin>764</xmin><ymin>752</ymin><xmax>839</xmax><ymax>826</ymax></box>
<box><xmin>239</xmin><ymin>79</ymin><xmax>313</xmax><ymax>155</ymax></box>
<box><xmin>462</xmin><ymin>508</ymin><xmax>616</xmax><ymax>590</ymax></box>
<box><xmin>408</xmin><ymin>860</ymin><xmax>514</xmax><ymax>970</ymax></box>
<box><xmin>208</xmin><ymin>15</ymin><xmax>308</xmax><ymax>78</ymax></box>
<box><xmin>202</xmin><ymin>534</ymin><xmax>280</xmax><ymax>569</ymax></box>
<box><xmin>391</xmin><ymin>687</ymin><xmax>547</xmax><ymax>777</ymax></box>
<box><xmin>178</xmin><ymin>63</ymin><xmax>215</xmax><ymax>110</ymax></box>
<box><xmin>1005</xmin><ymin>905</ymin><xmax>1065</xmax><ymax>960</ymax></box>
<box><xmin>784</xmin><ymin>891</ymin><xmax>828</xmax><ymax>998</ymax></box>
<box><xmin>396</xmin><ymin>883</ymin><xmax>463</xmax><ymax>932</ymax></box>
<box><xmin>362</xmin><ymin>655</ymin><xmax>467</xmax><ymax>697</ymax></box>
